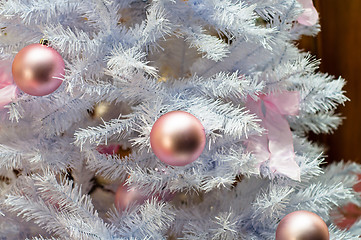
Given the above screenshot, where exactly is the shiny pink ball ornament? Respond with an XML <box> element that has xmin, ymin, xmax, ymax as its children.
<box><xmin>12</xmin><ymin>43</ymin><xmax>65</xmax><ymax>96</ymax></box>
<box><xmin>150</xmin><ymin>111</ymin><xmax>206</xmax><ymax>166</ymax></box>
<box><xmin>276</xmin><ymin>210</ymin><xmax>329</xmax><ymax>240</ymax></box>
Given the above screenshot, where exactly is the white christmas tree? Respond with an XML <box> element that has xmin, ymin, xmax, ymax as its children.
<box><xmin>0</xmin><ymin>0</ymin><xmax>360</xmax><ymax>239</ymax></box>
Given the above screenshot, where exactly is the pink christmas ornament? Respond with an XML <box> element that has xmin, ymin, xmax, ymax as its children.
<box><xmin>246</xmin><ymin>91</ymin><xmax>301</xmax><ymax>181</ymax></box>
<box><xmin>335</xmin><ymin>203</ymin><xmax>361</xmax><ymax>229</ymax></box>
<box><xmin>297</xmin><ymin>0</ymin><xmax>319</xmax><ymax>26</ymax></box>
<box><xmin>42</xmin><ymin>190</ymin><xmax>61</xmax><ymax>211</ymax></box>
<box><xmin>97</xmin><ymin>144</ymin><xmax>121</xmax><ymax>155</ymax></box>
<box><xmin>12</xmin><ymin>43</ymin><xmax>65</xmax><ymax>96</ymax></box>
<box><xmin>150</xmin><ymin>111</ymin><xmax>206</xmax><ymax>166</ymax></box>
<box><xmin>0</xmin><ymin>59</ymin><xmax>18</xmax><ymax>109</ymax></box>
<box><xmin>334</xmin><ymin>174</ymin><xmax>361</xmax><ymax>229</ymax></box>
<box><xmin>276</xmin><ymin>210</ymin><xmax>329</xmax><ymax>240</ymax></box>
<box><xmin>115</xmin><ymin>182</ymin><xmax>174</xmax><ymax>212</ymax></box>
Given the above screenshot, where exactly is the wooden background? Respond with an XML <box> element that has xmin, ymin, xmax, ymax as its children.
<box><xmin>299</xmin><ymin>1</ymin><xmax>361</xmax><ymax>163</ymax></box>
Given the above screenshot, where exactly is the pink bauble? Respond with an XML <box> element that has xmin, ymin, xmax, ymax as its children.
<box><xmin>97</xmin><ymin>144</ymin><xmax>121</xmax><ymax>155</ymax></box>
<box><xmin>42</xmin><ymin>190</ymin><xmax>61</xmax><ymax>211</ymax></box>
<box><xmin>115</xmin><ymin>182</ymin><xmax>174</xmax><ymax>212</ymax></box>
<box><xmin>276</xmin><ymin>210</ymin><xmax>329</xmax><ymax>240</ymax></box>
<box><xmin>115</xmin><ymin>183</ymin><xmax>147</xmax><ymax>212</ymax></box>
<box><xmin>12</xmin><ymin>43</ymin><xmax>65</xmax><ymax>96</ymax></box>
<box><xmin>150</xmin><ymin>111</ymin><xmax>206</xmax><ymax>166</ymax></box>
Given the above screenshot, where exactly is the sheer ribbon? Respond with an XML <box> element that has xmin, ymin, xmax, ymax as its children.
<box><xmin>246</xmin><ymin>91</ymin><xmax>301</xmax><ymax>181</ymax></box>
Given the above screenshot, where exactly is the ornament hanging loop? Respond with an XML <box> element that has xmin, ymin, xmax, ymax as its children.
<box><xmin>39</xmin><ymin>38</ymin><xmax>49</xmax><ymax>46</ymax></box>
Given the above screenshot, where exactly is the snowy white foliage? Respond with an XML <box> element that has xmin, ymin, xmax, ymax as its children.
<box><xmin>0</xmin><ymin>0</ymin><xmax>360</xmax><ymax>239</ymax></box>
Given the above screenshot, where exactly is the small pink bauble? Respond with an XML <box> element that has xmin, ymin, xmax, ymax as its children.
<box><xmin>115</xmin><ymin>182</ymin><xmax>174</xmax><ymax>212</ymax></box>
<box><xmin>42</xmin><ymin>190</ymin><xmax>61</xmax><ymax>211</ymax></box>
<box><xmin>12</xmin><ymin>43</ymin><xmax>65</xmax><ymax>96</ymax></box>
<box><xmin>276</xmin><ymin>210</ymin><xmax>329</xmax><ymax>240</ymax></box>
<box><xmin>115</xmin><ymin>183</ymin><xmax>147</xmax><ymax>212</ymax></box>
<box><xmin>97</xmin><ymin>144</ymin><xmax>121</xmax><ymax>155</ymax></box>
<box><xmin>150</xmin><ymin>111</ymin><xmax>206</xmax><ymax>166</ymax></box>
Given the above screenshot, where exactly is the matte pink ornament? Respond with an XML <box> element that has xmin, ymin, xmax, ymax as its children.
<box><xmin>0</xmin><ymin>59</ymin><xmax>18</xmax><ymax>109</ymax></box>
<box><xmin>276</xmin><ymin>210</ymin><xmax>329</xmax><ymax>240</ymax></box>
<box><xmin>150</xmin><ymin>111</ymin><xmax>206</xmax><ymax>166</ymax></box>
<box><xmin>12</xmin><ymin>43</ymin><xmax>65</xmax><ymax>96</ymax></box>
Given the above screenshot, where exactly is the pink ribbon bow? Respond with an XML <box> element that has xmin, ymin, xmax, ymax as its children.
<box><xmin>246</xmin><ymin>91</ymin><xmax>301</xmax><ymax>181</ymax></box>
<box><xmin>297</xmin><ymin>0</ymin><xmax>319</xmax><ymax>26</ymax></box>
<box><xmin>0</xmin><ymin>59</ymin><xmax>17</xmax><ymax>109</ymax></box>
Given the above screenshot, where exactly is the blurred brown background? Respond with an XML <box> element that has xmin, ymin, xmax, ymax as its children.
<box><xmin>299</xmin><ymin>1</ymin><xmax>361</xmax><ymax>163</ymax></box>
